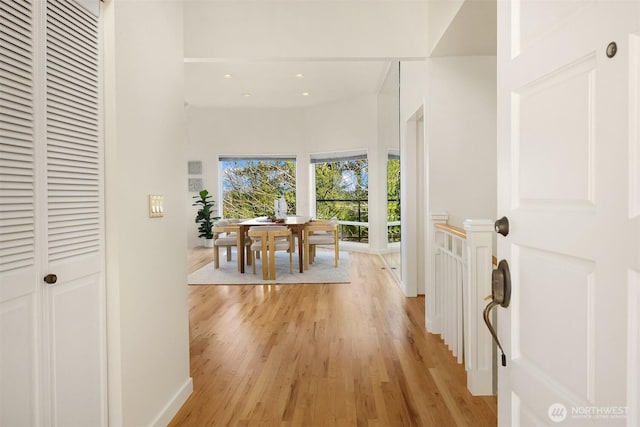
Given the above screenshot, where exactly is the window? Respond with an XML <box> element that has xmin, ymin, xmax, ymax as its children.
<box><xmin>312</xmin><ymin>153</ymin><xmax>368</xmax><ymax>243</ymax></box>
<box><xmin>220</xmin><ymin>156</ymin><xmax>296</xmax><ymax>218</ymax></box>
<box><xmin>387</xmin><ymin>152</ymin><xmax>401</xmax><ymax>243</ymax></box>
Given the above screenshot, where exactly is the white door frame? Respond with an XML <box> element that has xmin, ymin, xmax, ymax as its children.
<box><xmin>401</xmin><ymin>104</ymin><xmax>427</xmax><ymax>297</ymax></box>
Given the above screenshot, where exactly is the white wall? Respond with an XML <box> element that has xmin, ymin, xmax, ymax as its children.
<box><xmin>186</xmin><ymin>107</ymin><xmax>305</xmax><ymax>247</ymax></box>
<box><xmin>104</xmin><ymin>1</ymin><xmax>192</xmax><ymax>425</ymax></box>
<box><xmin>426</xmin><ymin>56</ymin><xmax>497</xmax><ymax>228</ymax></box>
<box><xmin>429</xmin><ymin>0</ymin><xmax>496</xmax><ymax>57</ymax></box>
<box><xmin>303</xmin><ymin>95</ymin><xmax>378</xmax><ymax>154</ymax></box>
<box><xmin>377</xmin><ymin>63</ymin><xmax>401</xmax><ymax>252</ymax></box>
<box><xmin>304</xmin><ymin>95</ymin><xmax>382</xmax><ymax>251</ymax></box>
<box><xmin>186</xmin><ymin>95</ymin><xmax>380</xmax><ymax>249</ymax></box>
<box><xmin>401</xmin><ymin>62</ymin><xmax>429</xmax><ymax>125</ymax></box>
<box><xmin>184</xmin><ymin>1</ymin><xmax>428</xmax><ymax>59</ymax></box>
<box><xmin>398</xmin><ymin>58</ymin><xmax>496</xmax><ymax>297</ymax></box>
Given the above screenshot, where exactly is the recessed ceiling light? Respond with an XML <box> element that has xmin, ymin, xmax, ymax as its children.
<box><xmin>295</xmin><ymin>73</ymin><xmax>304</xmax><ymax>78</ymax></box>
<box><xmin>241</xmin><ymin>92</ymin><xmax>252</xmax><ymax>97</ymax></box>
<box><xmin>302</xmin><ymin>92</ymin><xmax>310</xmax><ymax>96</ymax></box>
<box><xmin>223</xmin><ymin>74</ymin><xmax>233</xmax><ymax>79</ymax></box>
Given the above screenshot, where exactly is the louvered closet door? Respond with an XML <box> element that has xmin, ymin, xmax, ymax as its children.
<box><xmin>0</xmin><ymin>0</ymin><xmax>39</xmax><ymax>425</ymax></box>
<box><xmin>44</xmin><ymin>0</ymin><xmax>106</xmax><ymax>425</ymax></box>
<box><xmin>1</xmin><ymin>0</ymin><xmax>105</xmax><ymax>425</ymax></box>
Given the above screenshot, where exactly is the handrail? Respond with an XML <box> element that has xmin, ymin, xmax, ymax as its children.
<box><xmin>435</xmin><ymin>223</ymin><xmax>467</xmax><ymax>239</ymax></box>
<box><xmin>436</xmin><ymin>223</ymin><xmax>496</xmax><ymax>265</ymax></box>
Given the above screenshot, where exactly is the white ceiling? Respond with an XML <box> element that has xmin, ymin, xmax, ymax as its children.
<box><xmin>182</xmin><ymin>0</ymin><xmax>497</xmax><ymax>110</ymax></box>
<box><xmin>184</xmin><ymin>61</ymin><xmax>392</xmax><ymax>109</ymax></box>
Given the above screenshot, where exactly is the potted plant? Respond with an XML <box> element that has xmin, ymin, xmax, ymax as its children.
<box><xmin>192</xmin><ymin>189</ymin><xmax>218</xmax><ymax>247</ymax></box>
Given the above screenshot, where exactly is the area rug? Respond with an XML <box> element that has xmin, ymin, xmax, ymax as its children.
<box><xmin>188</xmin><ymin>250</ymin><xmax>350</xmax><ymax>285</ymax></box>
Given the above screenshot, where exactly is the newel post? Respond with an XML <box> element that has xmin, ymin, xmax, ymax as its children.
<box><xmin>426</xmin><ymin>213</ymin><xmax>448</xmax><ymax>334</ymax></box>
<box><xmin>463</xmin><ymin>219</ymin><xmax>495</xmax><ymax>396</ymax></box>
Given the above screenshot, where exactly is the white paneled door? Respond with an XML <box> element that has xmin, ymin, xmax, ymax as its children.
<box><xmin>0</xmin><ymin>0</ymin><xmax>106</xmax><ymax>425</ymax></box>
<box><xmin>497</xmin><ymin>1</ymin><xmax>640</xmax><ymax>426</ymax></box>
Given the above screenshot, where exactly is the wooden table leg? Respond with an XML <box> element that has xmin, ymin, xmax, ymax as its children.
<box><xmin>239</xmin><ymin>225</ymin><xmax>246</xmax><ymax>273</ymax></box>
<box><xmin>296</xmin><ymin>225</ymin><xmax>304</xmax><ymax>273</ymax></box>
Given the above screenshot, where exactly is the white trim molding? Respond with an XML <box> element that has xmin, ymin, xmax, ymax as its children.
<box><xmin>628</xmin><ymin>269</ymin><xmax>640</xmax><ymax>427</ymax></box>
<box><xmin>150</xmin><ymin>377</ymin><xmax>193</xmax><ymax>427</ymax></box>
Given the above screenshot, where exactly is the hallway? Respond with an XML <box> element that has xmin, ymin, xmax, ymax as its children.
<box><xmin>170</xmin><ymin>249</ymin><xmax>496</xmax><ymax>426</ymax></box>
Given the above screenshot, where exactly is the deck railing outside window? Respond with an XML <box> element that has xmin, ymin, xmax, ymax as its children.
<box><xmin>315</xmin><ymin>198</ymin><xmax>401</xmax><ymax>243</ymax></box>
<box><xmin>315</xmin><ymin>198</ymin><xmax>368</xmax><ymax>243</ymax></box>
<box><xmin>387</xmin><ymin>198</ymin><xmax>400</xmax><ymax>243</ymax></box>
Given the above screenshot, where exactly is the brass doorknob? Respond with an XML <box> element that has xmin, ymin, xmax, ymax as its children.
<box><xmin>43</xmin><ymin>274</ymin><xmax>57</xmax><ymax>285</ymax></box>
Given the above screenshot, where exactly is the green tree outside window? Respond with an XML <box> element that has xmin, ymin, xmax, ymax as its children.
<box><xmin>221</xmin><ymin>159</ymin><xmax>296</xmax><ymax>219</ymax></box>
<box><xmin>387</xmin><ymin>157</ymin><xmax>401</xmax><ymax>243</ymax></box>
<box><xmin>314</xmin><ymin>158</ymin><xmax>368</xmax><ymax>243</ymax></box>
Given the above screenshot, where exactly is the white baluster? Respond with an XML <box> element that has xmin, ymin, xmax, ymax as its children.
<box><xmin>428</xmin><ymin>213</ymin><xmax>448</xmax><ymax>333</ymax></box>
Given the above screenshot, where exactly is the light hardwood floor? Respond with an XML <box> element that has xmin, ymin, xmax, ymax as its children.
<box><xmin>170</xmin><ymin>247</ymin><xmax>497</xmax><ymax>426</ymax></box>
<box><xmin>381</xmin><ymin>251</ymin><xmax>401</xmax><ymax>282</ymax></box>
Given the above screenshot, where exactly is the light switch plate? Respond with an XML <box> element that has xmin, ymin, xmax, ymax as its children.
<box><xmin>149</xmin><ymin>195</ymin><xmax>164</xmax><ymax>218</ymax></box>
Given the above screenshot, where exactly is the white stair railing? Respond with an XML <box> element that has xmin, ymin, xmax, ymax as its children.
<box><xmin>429</xmin><ymin>214</ymin><xmax>495</xmax><ymax>396</ymax></box>
<box><xmin>434</xmin><ymin>223</ymin><xmax>467</xmax><ymax>364</ymax></box>
<box><xmin>463</xmin><ymin>219</ymin><xmax>495</xmax><ymax>396</ymax></box>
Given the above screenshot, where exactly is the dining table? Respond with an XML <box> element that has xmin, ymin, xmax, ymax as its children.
<box><xmin>238</xmin><ymin>216</ymin><xmax>311</xmax><ymax>273</ymax></box>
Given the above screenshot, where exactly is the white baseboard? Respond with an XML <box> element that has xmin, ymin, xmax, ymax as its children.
<box><xmin>378</xmin><ymin>243</ymin><xmax>401</xmax><ymax>255</ymax></box>
<box><xmin>338</xmin><ymin>241</ymin><xmax>379</xmax><ymax>254</ymax></box>
<box><xmin>379</xmin><ymin>253</ymin><xmax>402</xmax><ymax>285</ymax></box>
<box><xmin>150</xmin><ymin>377</ymin><xmax>193</xmax><ymax>427</ymax></box>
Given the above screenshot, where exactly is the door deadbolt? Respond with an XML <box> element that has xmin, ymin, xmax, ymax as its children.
<box><xmin>43</xmin><ymin>274</ymin><xmax>57</xmax><ymax>285</ymax></box>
